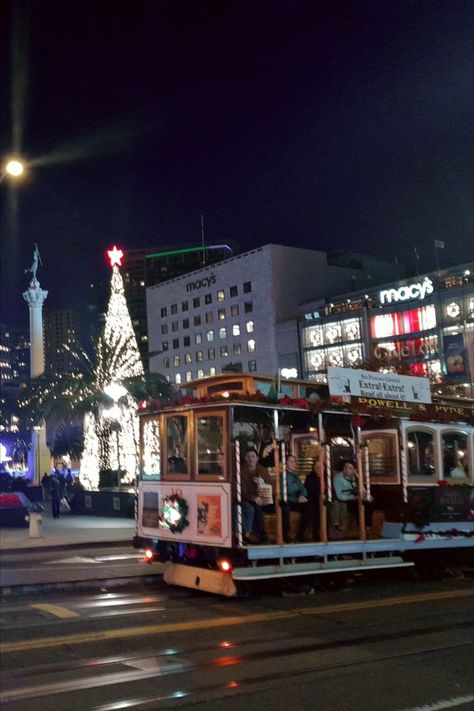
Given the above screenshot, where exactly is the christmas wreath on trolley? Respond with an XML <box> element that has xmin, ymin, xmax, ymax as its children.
<box><xmin>159</xmin><ymin>493</ymin><xmax>189</xmax><ymax>534</ymax></box>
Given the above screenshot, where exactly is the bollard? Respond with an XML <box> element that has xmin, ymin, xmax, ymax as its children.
<box><xmin>28</xmin><ymin>512</ymin><xmax>43</xmax><ymax>538</ymax></box>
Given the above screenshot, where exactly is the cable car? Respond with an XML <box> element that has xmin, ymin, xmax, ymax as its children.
<box><xmin>134</xmin><ymin>374</ymin><xmax>474</xmax><ymax>596</ymax></box>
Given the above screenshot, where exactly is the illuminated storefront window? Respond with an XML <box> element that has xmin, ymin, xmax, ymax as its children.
<box><xmin>370</xmin><ymin>305</ymin><xmax>436</xmax><ymax>339</ymax></box>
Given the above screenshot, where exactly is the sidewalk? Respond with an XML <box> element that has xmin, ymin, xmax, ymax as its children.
<box><xmin>0</xmin><ymin>510</ymin><xmax>135</xmax><ymax>552</ymax></box>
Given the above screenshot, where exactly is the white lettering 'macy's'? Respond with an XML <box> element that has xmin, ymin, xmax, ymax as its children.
<box><xmin>379</xmin><ymin>277</ymin><xmax>434</xmax><ymax>305</ymax></box>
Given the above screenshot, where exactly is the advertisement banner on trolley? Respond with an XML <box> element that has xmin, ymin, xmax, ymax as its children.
<box><xmin>139</xmin><ymin>482</ymin><xmax>232</xmax><ymax>547</ymax></box>
<box><xmin>327</xmin><ymin>366</ymin><xmax>432</xmax><ymax>404</ymax></box>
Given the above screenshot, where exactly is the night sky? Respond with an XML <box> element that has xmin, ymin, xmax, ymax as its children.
<box><xmin>1</xmin><ymin>0</ymin><xmax>473</xmax><ymax>328</ymax></box>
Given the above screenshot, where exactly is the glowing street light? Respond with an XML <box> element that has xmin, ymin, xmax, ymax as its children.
<box><xmin>6</xmin><ymin>159</ymin><xmax>24</xmax><ymax>177</ymax></box>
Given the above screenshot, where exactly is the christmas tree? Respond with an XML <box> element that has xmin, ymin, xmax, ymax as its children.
<box><xmin>80</xmin><ymin>245</ymin><xmax>144</xmax><ymax>489</ymax></box>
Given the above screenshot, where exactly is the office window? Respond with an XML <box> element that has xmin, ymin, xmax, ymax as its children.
<box><xmin>248</xmin><ymin>360</ymin><xmax>257</xmax><ymax>372</ymax></box>
<box><xmin>197</xmin><ymin>369</ymin><xmax>205</xmax><ymax>379</ymax></box>
<box><xmin>247</xmin><ymin>339</ymin><xmax>256</xmax><ymax>352</ymax></box>
<box><xmin>206</xmin><ymin>312</ymin><xmax>213</xmax><ymax>324</ymax></box>
<box><xmin>209</xmin><ymin>366</ymin><xmax>216</xmax><ymax>376</ymax></box>
<box><xmin>218</xmin><ymin>308</ymin><xmax>226</xmax><ymax>321</ymax></box>
<box><xmin>231</xmin><ymin>304</ymin><xmax>239</xmax><ymax>317</ymax></box>
<box><xmin>194</xmin><ymin>315</ymin><xmax>201</xmax><ymax>326</ymax></box>
<box><xmin>172</xmin><ymin>338</ymin><xmax>179</xmax><ymax>349</ymax></box>
<box><xmin>243</xmin><ymin>281</ymin><xmax>252</xmax><ymax>293</ymax></box>
<box><xmin>233</xmin><ymin>324</ymin><xmax>240</xmax><ymax>336</ymax></box>
<box><xmin>205</xmin><ymin>293</ymin><xmax>212</xmax><ymax>305</ymax></box>
<box><xmin>162</xmin><ymin>341</ymin><xmax>169</xmax><ymax>351</ymax></box>
<box><xmin>195</xmin><ymin>333</ymin><xmax>202</xmax><ymax>344</ymax></box>
<box><xmin>161</xmin><ymin>324</ymin><xmax>168</xmax><ymax>335</ymax></box>
<box><xmin>186</xmin><ymin>371</ymin><xmax>193</xmax><ymax>382</ymax></box>
<box><xmin>246</xmin><ymin>320</ymin><xmax>254</xmax><ymax>333</ymax></box>
<box><xmin>207</xmin><ymin>330</ymin><xmax>214</xmax><ymax>341</ymax></box>
<box><xmin>173</xmin><ymin>355</ymin><xmax>180</xmax><ymax>367</ymax></box>
<box><xmin>183</xmin><ymin>318</ymin><xmax>189</xmax><ymax>329</ymax></box>
<box><xmin>230</xmin><ymin>285</ymin><xmax>238</xmax><ymax>297</ymax></box>
<box><xmin>175</xmin><ymin>373</ymin><xmax>182</xmax><ymax>384</ymax></box>
<box><xmin>171</xmin><ymin>304</ymin><xmax>178</xmax><ymax>315</ymax></box>
<box><xmin>163</xmin><ymin>357</ymin><xmax>169</xmax><ymax>367</ymax></box>
<box><xmin>193</xmin><ymin>297</ymin><xmax>200</xmax><ymax>308</ymax></box>
<box><xmin>208</xmin><ymin>348</ymin><xmax>215</xmax><ymax>360</ymax></box>
<box><xmin>244</xmin><ymin>301</ymin><xmax>253</xmax><ymax>313</ymax></box>
<box><xmin>196</xmin><ymin>350</ymin><xmax>204</xmax><ymax>362</ymax></box>
<box><xmin>217</xmin><ymin>290</ymin><xmax>225</xmax><ymax>302</ymax></box>
<box><xmin>172</xmin><ymin>321</ymin><xmax>178</xmax><ymax>332</ymax></box>
<box><xmin>233</xmin><ymin>343</ymin><xmax>241</xmax><ymax>355</ymax></box>
<box><xmin>185</xmin><ymin>353</ymin><xmax>192</xmax><ymax>364</ymax></box>
<box><xmin>219</xmin><ymin>327</ymin><xmax>227</xmax><ymax>339</ymax></box>
<box><xmin>183</xmin><ymin>336</ymin><xmax>191</xmax><ymax>347</ymax></box>
<box><xmin>182</xmin><ymin>300</ymin><xmax>189</xmax><ymax>312</ymax></box>
<box><xmin>161</xmin><ymin>307</ymin><xmax>167</xmax><ymax>317</ymax></box>
<box><xmin>221</xmin><ymin>345</ymin><xmax>229</xmax><ymax>357</ymax></box>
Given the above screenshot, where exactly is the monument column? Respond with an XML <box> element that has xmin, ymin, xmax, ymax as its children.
<box><xmin>23</xmin><ymin>245</ymin><xmax>50</xmax><ymax>484</ymax></box>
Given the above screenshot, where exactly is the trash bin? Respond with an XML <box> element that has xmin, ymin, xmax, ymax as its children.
<box><xmin>28</xmin><ymin>512</ymin><xmax>43</xmax><ymax>538</ymax></box>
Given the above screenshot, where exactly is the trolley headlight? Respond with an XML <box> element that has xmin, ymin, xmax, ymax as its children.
<box><xmin>144</xmin><ymin>548</ymin><xmax>154</xmax><ymax>563</ymax></box>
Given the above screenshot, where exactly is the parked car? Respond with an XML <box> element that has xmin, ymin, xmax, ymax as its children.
<box><xmin>0</xmin><ymin>492</ymin><xmax>43</xmax><ymax>528</ymax></box>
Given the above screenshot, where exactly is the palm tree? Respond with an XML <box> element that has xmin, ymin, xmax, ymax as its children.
<box><xmin>49</xmin><ymin>423</ymin><xmax>84</xmax><ymax>464</ymax></box>
<box><xmin>19</xmin><ymin>336</ymin><xmax>174</xmax><ymax>426</ymax></box>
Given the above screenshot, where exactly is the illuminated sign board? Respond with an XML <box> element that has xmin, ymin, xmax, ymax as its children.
<box><xmin>327</xmin><ymin>366</ymin><xmax>432</xmax><ymax>404</ymax></box>
<box><xmin>379</xmin><ymin>277</ymin><xmax>434</xmax><ymax>305</ymax></box>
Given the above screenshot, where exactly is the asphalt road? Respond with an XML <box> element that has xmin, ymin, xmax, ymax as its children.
<box><xmin>0</xmin><ymin>544</ymin><xmax>162</xmax><ymax>590</ymax></box>
<box><xmin>1</xmin><ymin>573</ymin><xmax>473</xmax><ymax>711</ymax></box>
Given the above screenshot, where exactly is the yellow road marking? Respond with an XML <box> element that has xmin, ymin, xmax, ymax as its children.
<box><xmin>2</xmin><ymin>588</ymin><xmax>472</xmax><ymax>654</ymax></box>
<box><xmin>30</xmin><ymin>604</ymin><xmax>79</xmax><ymax>619</ymax></box>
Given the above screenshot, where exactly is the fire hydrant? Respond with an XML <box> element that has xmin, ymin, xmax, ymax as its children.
<box><xmin>28</xmin><ymin>512</ymin><xmax>43</xmax><ymax>538</ymax></box>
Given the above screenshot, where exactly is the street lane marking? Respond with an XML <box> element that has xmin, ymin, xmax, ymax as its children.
<box><xmin>400</xmin><ymin>695</ymin><xmax>474</xmax><ymax>710</ymax></box>
<box><xmin>2</xmin><ymin>588</ymin><xmax>472</xmax><ymax>653</ymax></box>
<box><xmin>30</xmin><ymin>604</ymin><xmax>80</xmax><ymax>619</ymax></box>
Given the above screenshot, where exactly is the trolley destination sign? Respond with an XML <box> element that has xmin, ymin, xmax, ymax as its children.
<box><xmin>353</xmin><ymin>396</ymin><xmax>473</xmax><ymax>420</ymax></box>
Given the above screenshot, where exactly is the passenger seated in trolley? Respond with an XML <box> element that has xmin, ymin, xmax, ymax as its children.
<box><xmin>280</xmin><ymin>454</ymin><xmax>310</xmax><ymax>543</ymax></box>
<box><xmin>331</xmin><ymin>460</ymin><xmax>373</xmax><ymax>537</ymax></box>
<box><xmin>240</xmin><ymin>448</ymin><xmax>274</xmax><ymax>544</ymax></box>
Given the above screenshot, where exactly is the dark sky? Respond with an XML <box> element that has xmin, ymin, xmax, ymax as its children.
<box><xmin>1</xmin><ymin>0</ymin><xmax>473</xmax><ymax>327</ymax></box>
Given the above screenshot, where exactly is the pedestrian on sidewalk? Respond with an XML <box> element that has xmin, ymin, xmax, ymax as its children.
<box><xmin>50</xmin><ymin>475</ymin><xmax>61</xmax><ymax>519</ymax></box>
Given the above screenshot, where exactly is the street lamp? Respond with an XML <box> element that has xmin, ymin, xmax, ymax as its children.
<box><xmin>6</xmin><ymin>159</ymin><xmax>25</xmax><ymax>177</ymax></box>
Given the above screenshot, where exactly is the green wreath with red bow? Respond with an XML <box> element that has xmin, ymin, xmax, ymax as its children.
<box><xmin>159</xmin><ymin>494</ymin><xmax>189</xmax><ymax>534</ymax></box>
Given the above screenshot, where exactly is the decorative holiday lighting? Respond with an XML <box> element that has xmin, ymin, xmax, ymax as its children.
<box><xmin>107</xmin><ymin>245</ymin><xmax>124</xmax><ymax>268</ymax></box>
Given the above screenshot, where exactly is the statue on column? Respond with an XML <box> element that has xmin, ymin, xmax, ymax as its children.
<box><xmin>25</xmin><ymin>244</ymin><xmax>42</xmax><ymax>285</ymax></box>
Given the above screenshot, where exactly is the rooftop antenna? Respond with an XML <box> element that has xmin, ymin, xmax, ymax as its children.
<box><xmin>200</xmin><ymin>209</ymin><xmax>206</xmax><ymax>267</ymax></box>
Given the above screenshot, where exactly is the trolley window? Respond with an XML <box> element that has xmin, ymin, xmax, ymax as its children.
<box><xmin>195</xmin><ymin>412</ymin><xmax>227</xmax><ymax>480</ymax></box>
<box><xmin>406</xmin><ymin>428</ymin><xmax>436</xmax><ymax>479</ymax></box>
<box><xmin>361</xmin><ymin>431</ymin><xmax>399</xmax><ymax>483</ymax></box>
<box><xmin>164</xmin><ymin>414</ymin><xmax>190</xmax><ymax>480</ymax></box>
<box><xmin>141</xmin><ymin>416</ymin><xmax>161</xmax><ymax>480</ymax></box>
<box><xmin>441</xmin><ymin>430</ymin><xmax>470</xmax><ymax>480</ymax></box>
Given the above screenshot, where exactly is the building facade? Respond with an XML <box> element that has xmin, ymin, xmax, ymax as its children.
<box><xmin>301</xmin><ymin>264</ymin><xmax>474</xmax><ymax>389</ymax></box>
<box><xmin>123</xmin><ymin>244</ymin><xmax>233</xmax><ymax>369</ymax></box>
<box><xmin>147</xmin><ymin>244</ymin><xmax>407</xmax><ymax>384</ymax></box>
<box><xmin>43</xmin><ymin>309</ymin><xmax>81</xmax><ymax>374</ymax></box>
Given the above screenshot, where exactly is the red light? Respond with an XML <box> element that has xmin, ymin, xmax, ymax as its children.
<box><xmin>107</xmin><ymin>245</ymin><xmax>124</xmax><ymax>267</ymax></box>
<box><xmin>144</xmin><ymin>549</ymin><xmax>153</xmax><ymax>562</ymax></box>
<box><xmin>217</xmin><ymin>559</ymin><xmax>232</xmax><ymax>573</ymax></box>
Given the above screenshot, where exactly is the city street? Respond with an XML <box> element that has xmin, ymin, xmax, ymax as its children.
<box><xmin>1</xmin><ymin>574</ymin><xmax>473</xmax><ymax>711</ymax></box>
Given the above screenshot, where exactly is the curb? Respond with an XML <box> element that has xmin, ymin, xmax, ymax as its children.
<box><xmin>0</xmin><ymin>573</ymin><xmax>165</xmax><ymax>597</ymax></box>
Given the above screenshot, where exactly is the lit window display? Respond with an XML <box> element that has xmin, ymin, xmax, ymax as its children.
<box><xmin>324</xmin><ymin>323</ymin><xmax>341</xmax><ymax>344</ymax></box>
<box><xmin>344</xmin><ymin>344</ymin><xmax>362</xmax><ymax>365</ymax></box>
<box><xmin>445</xmin><ymin>301</ymin><xmax>461</xmax><ymax>319</ymax></box>
<box><xmin>373</xmin><ymin>336</ymin><xmax>438</xmax><ymax>362</ymax></box>
<box><xmin>370</xmin><ymin>305</ymin><xmax>436</xmax><ymax>339</ymax></box>
<box><xmin>326</xmin><ymin>346</ymin><xmax>343</xmax><ymax>367</ymax></box>
<box><xmin>304</xmin><ymin>325</ymin><xmax>323</xmax><ymax>348</ymax></box>
<box><xmin>343</xmin><ymin>319</ymin><xmax>361</xmax><ymax>341</ymax></box>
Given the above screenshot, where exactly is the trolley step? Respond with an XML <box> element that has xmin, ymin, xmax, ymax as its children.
<box><xmin>232</xmin><ymin>556</ymin><xmax>414</xmax><ymax>581</ymax></box>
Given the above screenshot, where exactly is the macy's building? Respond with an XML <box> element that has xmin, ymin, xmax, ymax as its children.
<box><xmin>300</xmin><ymin>263</ymin><xmax>474</xmax><ymax>390</ymax></box>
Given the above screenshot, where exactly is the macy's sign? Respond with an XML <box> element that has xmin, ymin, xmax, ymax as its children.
<box><xmin>379</xmin><ymin>276</ymin><xmax>434</xmax><ymax>305</ymax></box>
